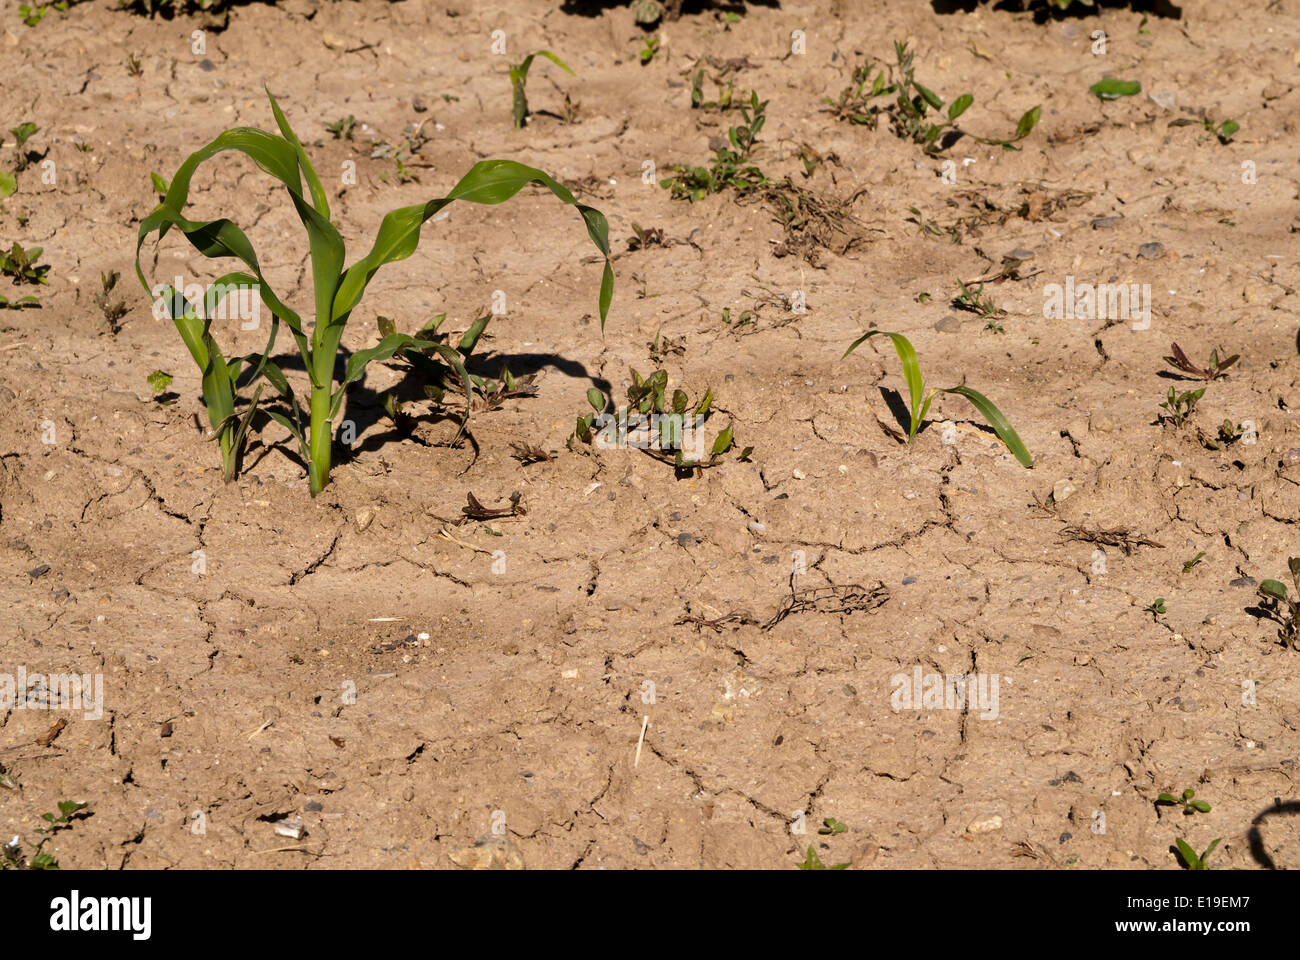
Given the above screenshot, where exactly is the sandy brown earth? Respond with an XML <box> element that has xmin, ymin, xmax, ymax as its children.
<box><xmin>1</xmin><ymin>0</ymin><xmax>1299</xmax><ymax>870</ymax></box>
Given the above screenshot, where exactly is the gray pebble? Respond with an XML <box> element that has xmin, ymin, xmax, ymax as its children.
<box><xmin>677</xmin><ymin>532</ymin><xmax>695</xmax><ymax>547</ymax></box>
<box><xmin>1230</xmin><ymin>576</ymin><xmax>1257</xmax><ymax>588</ymax></box>
<box><xmin>902</xmin><ymin>576</ymin><xmax>918</xmax><ymax>585</ymax></box>
<box><xmin>934</xmin><ymin>315</ymin><xmax>962</xmax><ymax>333</ymax></box>
<box><xmin>1138</xmin><ymin>242</ymin><xmax>1165</xmax><ymax>259</ymax></box>
<box><xmin>1091</xmin><ymin>216</ymin><xmax>1122</xmax><ymax>229</ymax></box>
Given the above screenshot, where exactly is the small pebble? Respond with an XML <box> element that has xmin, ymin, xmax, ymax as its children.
<box><xmin>1091</xmin><ymin>216</ymin><xmax>1122</xmax><ymax>229</ymax></box>
<box><xmin>1229</xmin><ymin>576</ymin><xmax>1256</xmax><ymax>588</ymax></box>
<box><xmin>1138</xmin><ymin>241</ymin><xmax>1165</xmax><ymax>259</ymax></box>
<box><xmin>934</xmin><ymin>315</ymin><xmax>962</xmax><ymax>333</ymax></box>
<box><xmin>677</xmin><ymin>532</ymin><xmax>695</xmax><ymax>547</ymax></box>
<box><xmin>902</xmin><ymin>576</ymin><xmax>918</xmax><ymax>585</ymax></box>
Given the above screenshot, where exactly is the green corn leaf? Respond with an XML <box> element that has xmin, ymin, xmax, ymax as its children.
<box><xmin>330</xmin><ymin>159</ymin><xmax>613</xmax><ymax>330</ymax></box>
<box><xmin>1174</xmin><ymin>837</ymin><xmax>1200</xmax><ymax>869</ymax></box>
<box><xmin>937</xmin><ymin>385</ymin><xmax>1033</xmax><ymax>468</ymax></box>
<box><xmin>843</xmin><ymin>330</ymin><xmax>926</xmax><ymax>439</ymax></box>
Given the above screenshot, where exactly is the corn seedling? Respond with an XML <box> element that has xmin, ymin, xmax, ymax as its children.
<box><xmin>798</xmin><ymin>845</ymin><xmax>849</xmax><ymax>870</ymax></box>
<box><xmin>510</xmin><ymin>50</ymin><xmax>574</xmax><ymax>128</ymax></box>
<box><xmin>1090</xmin><ymin>78</ymin><xmax>1142</xmax><ymax>101</ymax></box>
<box><xmin>1158</xmin><ymin>385</ymin><xmax>1204</xmax><ymax>428</ymax></box>
<box><xmin>136</xmin><ymin>89</ymin><xmax>613</xmax><ymax>496</ymax></box>
<box><xmin>842</xmin><ymin>330</ymin><xmax>1032</xmax><ymax>468</ymax></box>
<box><xmin>1257</xmin><ymin>558</ymin><xmax>1300</xmax><ymax>650</ymax></box>
<box><xmin>1164</xmin><ymin>342</ymin><xmax>1238</xmax><ymax>381</ymax></box>
<box><xmin>1174</xmin><ymin>836</ymin><xmax>1220</xmax><ymax>871</ymax></box>
<box><xmin>1158</xmin><ymin>787</ymin><xmax>1211</xmax><ymax>815</ymax></box>
<box><xmin>661</xmin><ymin>91</ymin><xmax>768</xmax><ymax>201</ymax></box>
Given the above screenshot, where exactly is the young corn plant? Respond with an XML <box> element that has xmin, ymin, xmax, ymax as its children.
<box><xmin>510</xmin><ymin>50</ymin><xmax>574</xmax><ymax>128</ymax></box>
<box><xmin>842</xmin><ymin>330</ymin><xmax>1032</xmax><ymax>468</ymax></box>
<box><xmin>137</xmin><ymin>88</ymin><xmax>613</xmax><ymax>496</ymax></box>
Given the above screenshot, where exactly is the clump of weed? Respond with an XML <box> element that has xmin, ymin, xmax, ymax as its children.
<box><xmin>571</xmin><ymin>368</ymin><xmax>751</xmax><ymax>474</ymax></box>
<box><xmin>798</xmin><ymin>845</ymin><xmax>849</xmax><ymax>870</ymax></box>
<box><xmin>661</xmin><ymin>91</ymin><xmax>768</xmax><ymax>201</ymax></box>
<box><xmin>842</xmin><ymin>330</ymin><xmax>1032</xmax><ymax>467</ymax></box>
<box><xmin>825</xmin><ymin>42</ymin><xmax>1039</xmax><ymax>154</ymax></box>
<box><xmin>1</xmin><ymin>800</ymin><xmax>88</xmax><ymax>871</ymax></box>
<box><xmin>324</xmin><ymin>115</ymin><xmax>356</xmax><ymax>141</ymax></box>
<box><xmin>7</xmin><ymin>122</ymin><xmax>40</xmax><ymax>173</ymax></box>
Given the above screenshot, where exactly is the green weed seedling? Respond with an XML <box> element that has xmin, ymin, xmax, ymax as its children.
<box><xmin>1090</xmin><ymin>78</ymin><xmax>1142</xmax><ymax>101</ymax></box>
<box><xmin>1165</xmin><ymin>342</ymin><xmax>1238</xmax><ymax>381</ymax></box>
<box><xmin>137</xmin><ymin>88</ymin><xmax>613</xmax><ymax>496</ymax></box>
<box><xmin>1158</xmin><ymin>385</ymin><xmax>1204</xmax><ymax>428</ymax></box>
<box><xmin>1158</xmin><ymin>787</ymin><xmax>1211</xmax><ymax>815</ymax></box>
<box><xmin>1206</xmin><ymin>118</ymin><xmax>1239</xmax><ymax>144</ymax></box>
<box><xmin>1143</xmin><ymin>597</ymin><xmax>1167</xmax><ymax>618</ymax></box>
<box><xmin>1</xmin><ymin>241</ymin><xmax>48</xmax><ymax>308</ymax></box>
<box><xmin>18</xmin><ymin>2</ymin><xmax>64</xmax><ymax>27</ymax></box>
<box><xmin>324</xmin><ymin>115</ymin><xmax>356</xmax><ymax>141</ymax></box>
<box><xmin>1257</xmin><ymin>557</ymin><xmax>1300</xmax><ymax>650</ymax></box>
<box><xmin>1181</xmin><ymin>551</ymin><xmax>1206</xmax><ymax>574</ymax></box>
<box><xmin>953</xmin><ymin>279</ymin><xmax>1005</xmax><ymax>332</ymax></box>
<box><xmin>661</xmin><ymin>91</ymin><xmax>768</xmax><ymax>201</ymax></box>
<box><xmin>798</xmin><ymin>845</ymin><xmax>849</xmax><ymax>870</ymax></box>
<box><xmin>147</xmin><ymin>370</ymin><xmax>174</xmax><ymax>401</ymax></box>
<box><xmin>510</xmin><ymin>50</ymin><xmax>574</xmax><ymax>128</ymax></box>
<box><xmin>1175</xmin><ymin>836</ymin><xmax>1220</xmax><ymax>870</ymax></box>
<box><xmin>818</xmin><ymin>817</ymin><xmax>848</xmax><ymax>836</ymax></box>
<box><xmin>9</xmin><ymin>122</ymin><xmax>40</xmax><ymax>172</ymax></box>
<box><xmin>96</xmin><ymin>270</ymin><xmax>129</xmax><ymax>331</ymax></box>
<box><xmin>639</xmin><ymin>35</ymin><xmax>660</xmax><ymax>66</ymax></box>
<box><xmin>2</xmin><ymin>800</ymin><xmax>88</xmax><ymax>871</ymax></box>
<box><xmin>842</xmin><ymin>330</ymin><xmax>1032</xmax><ymax>467</ymax></box>
<box><xmin>825</xmin><ymin>43</ymin><xmax>1039</xmax><ymax>154</ymax></box>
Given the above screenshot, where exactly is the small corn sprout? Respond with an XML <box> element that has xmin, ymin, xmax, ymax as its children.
<box><xmin>843</xmin><ymin>329</ymin><xmax>1032</xmax><ymax>468</ymax></box>
<box><xmin>137</xmin><ymin>88</ymin><xmax>613</xmax><ymax>495</ymax></box>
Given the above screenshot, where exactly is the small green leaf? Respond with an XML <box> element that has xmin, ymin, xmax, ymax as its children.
<box><xmin>1260</xmin><ymin>579</ymin><xmax>1289</xmax><ymax>601</ymax></box>
<box><xmin>1015</xmin><ymin>105</ymin><xmax>1041</xmax><ymax>139</ymax></box>
<box><xmin>1090</xmin><ymin>78</ymin><xmax>1141</xmax><ymax>100</ymax></box>
<box><xmin>0</xmin><ymin>171</ymin><xmax>15</xmax><ymax>199</ymax></box>
<box><xmin>948</xmin><ymin>94</ymin><xmax>973</xmax><ymax>120</ymax></box>
<box><xmin>147</xmin><ymin>370</ymin><xmax>173</xmax><ymax>394</ymax></box>
<box><xmin>587</xmin><ymin>387</ymin><xmax>605</xmax><ymax>413</ymax></box>
<box><xmin>711</xmin><ymin>425</ymin><xmax>734</xmax><ymax>457</ymax></box>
